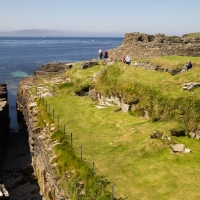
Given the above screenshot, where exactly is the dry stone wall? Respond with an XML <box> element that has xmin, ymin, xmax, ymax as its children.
<box><xmin>17</xmin><ymin>77</ymin><xmax>68</xmax><ymax>200</ymax></box>
<box><xmin>108</xmin><ymin>32</ymin><xmax>200</xmax><ymax>60</ymax></box>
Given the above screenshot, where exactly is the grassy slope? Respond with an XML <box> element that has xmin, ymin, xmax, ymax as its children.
<box><xmin>44</xmin><ymin>56</ymin><xmax>200</xmax><ymax>199</ymax></box>
<box><xmin>182</xmin><ymin>32</ymin><xmax>200</xmax><ymax>38</ymax></box>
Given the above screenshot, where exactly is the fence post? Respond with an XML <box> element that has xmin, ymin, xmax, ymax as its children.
<box><xmin>93</xmin><ymin>162</ymin><xmax>95</xmax><ymax>176</ymax></box>
<box><xmin>70</xmin><ymin>133</ymin><xmax>73</xmax><ymax>148</ymax></box>
<box><xmin>52</xmin><ymin>109</ymin><xmax>54</xmax><ymax>122</ymax></box>
<box><xmin>112</xmin><ymin>184</ymin><xmax>114</xmax><ymax>200</ymax></box>
<box><xmin>80</xmin><ymin>145</ymin><xmax>82</xmax><ymax>160</ymax></box>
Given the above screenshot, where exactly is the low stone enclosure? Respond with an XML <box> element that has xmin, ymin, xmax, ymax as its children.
<box><xmin>108</xmin><ymin>32</ymin><xmax>200</xmax><ymax>60</ymax></box>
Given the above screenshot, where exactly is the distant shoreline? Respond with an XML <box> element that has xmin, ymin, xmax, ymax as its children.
<box><xmin>0</xmin><ymin>36</ymin><xmax>124</xmax><ymax>38</ymax></box>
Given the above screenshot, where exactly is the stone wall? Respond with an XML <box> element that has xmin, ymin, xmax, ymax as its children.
<box><xmin>108</xmin><ymin>32</ymin><xmax>200</xmax><ymax>60</ymax></box>
<box><xmin>0</xmin><ymin>84</ymin><xmax>10</xmax><ymax>179</ymax></box>
<box><xmin>16</xmin><ymin>77</ymin><xmax>68</xmax><ymax>200</ymax></box>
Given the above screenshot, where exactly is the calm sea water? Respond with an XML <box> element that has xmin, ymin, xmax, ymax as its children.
<box><xmin>0</xmin><ymin>37</ymin><xmax>123</xmax><ymax>128</ymax></box>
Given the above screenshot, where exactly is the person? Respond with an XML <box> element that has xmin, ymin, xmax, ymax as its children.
<box><xmin>104</xmin><ymin>50</ymin><xmax>108</xmax><ymax>59</ymax></box>
<box><xmin>122</xmin><ymin>56</ymin><xmax>126</xmax><ymax>63</ymax></box>
<box><xmin>125</xmin><ymin>55</ymin><xmax>131</xmax><ymax>64</ymax></box>
<box><xmin>98</xmin><ymin>49</ymin><xmax>103</xmax><ymax>60</ymax></box>
<box><xmin>186</xmin><ymin>60</ymin><xmax>192</xmax><ymax>71</ymax></box>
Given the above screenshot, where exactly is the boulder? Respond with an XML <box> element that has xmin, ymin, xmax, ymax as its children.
<box><xmin>150</xmin><ymin>130</ymin><xmax>164</xmax><ymax>139</ymax></box>
<box><xmin>171</xmin><ymin>144</ymin><xmax>185</xmax><ymax>152</ymax></box>
<box><xmin>171</xmin><ymin>144</ymin><xmax>191</xmax><ymax>153</ymax></box>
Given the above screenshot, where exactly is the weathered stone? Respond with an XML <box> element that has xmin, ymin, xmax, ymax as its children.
<box><xmin>184</xmin><ymin>148</ymin><xmax>191</xmax><ymax>153</ymax></box>
<box><xmin>183</xmin><ymin>82</ymin><xmax>200</xmax><ymax>90</ymax></box>
<box><xmin>88</xmin><ymin>89</ymin><xmax>98</xmax><ymax>101</ymax></box>
<box><xmin>150</xmin><ymin>130</ymin><xmax>164</xmax><ymax>139</ymax></box>
<box><xmin>121</xmin><ymin>101</ymin><xmax>130</xmax><ymax>112</ymax></box>
<box><xmin>108</xmin><ymin>32</ymin><xmax>200</xmax><ymax>61</ymax></box>
<box><xmin>77</xmin><ymin>61</ymin><xmax>98</xmax><ymax>69</ymax></box>
<box><xmin>41</xmin><ymin>62</ymin><xmax>73</xmax><ymax>72</ymax></box>
<box><xmin>189</xmin><ymin>132</ymin><xmax>196</xmax><ymax>138</ymax></box>
<box><xmin>171</xmin><ymin>144</ymin><xmax>185</xmax><ymax>152</ymax></box>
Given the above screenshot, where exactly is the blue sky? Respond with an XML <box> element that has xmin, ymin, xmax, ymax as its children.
<box><xmin>0</xmin><ymin>0</ymin><xmax>200</xmax><ymax>36</ymax></box>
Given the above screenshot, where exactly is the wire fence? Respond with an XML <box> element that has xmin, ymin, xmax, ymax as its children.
<box><xmin>36</xmin><ymin>91</ymin><xmax>128</xmax><ymax>199</ymax></box>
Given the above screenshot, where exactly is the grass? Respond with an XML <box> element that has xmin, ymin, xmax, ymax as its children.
<box><xmin>182</xmin><ymin>32</ymin><xmax>200</xmax><ymax>38</ymax></box>
<box><xmin>37</xmin><ymin>56</ymin><xmax>200</xmax><ymax>199</ymax></box>
<box><xmin>37</xmin><ymin>99</ymin><xmax>111</xmax><ymax>199</ymax></box>
<box><xmin>94</xmin><ymin>58</ymin><xmax>200</xmax><ymax>130</ymax></box>
<box><xmin>46</xmin><ymin>95</ymin><xmax>200</xmax><ymax>199</ymax></box>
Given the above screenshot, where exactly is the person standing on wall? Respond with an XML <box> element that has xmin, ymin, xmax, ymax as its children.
<box><xmin>104</xmin><ymin>50</ymin><xmax>108</xmax><ymax>59</ymax></box>
<box><xmin>98</xmin><ymin>49</ymin><xmax>103</xmax><ymax>60</ymax></box>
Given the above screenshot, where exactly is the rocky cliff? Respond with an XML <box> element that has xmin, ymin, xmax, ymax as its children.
<box><xmin>0</xmin><ymin>84</ymin><xmax>10</xmax><ymax>177</ymax></box>
<box><xmin>0</xmin><ymin>84</ymin><xmax>10</xmax><ymax>199</ymax></box>
<box><xmin>108</xmin><ymin>32</ymin><xmax>200</xmax><ymax>60</ymax></box>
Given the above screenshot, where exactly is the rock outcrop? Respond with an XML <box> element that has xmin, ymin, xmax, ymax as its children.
<box><xmin>2</xmin><ymin>128</ymin><xmax>42</xmax><ymax>200</ymax></box>
<box><xmin>108</xmin><ymin>32</ymin><xmax>200</xmax><ymax>60</ymax></box>
<box><xmin>0</xmin><ymin>84</ymin><xmax>10</xmax><ymax>199</ymax></box>
<box><xmin>0</xmin><ymin>84</ymin><xmax>10</xmax><ymax>177</ymax></box>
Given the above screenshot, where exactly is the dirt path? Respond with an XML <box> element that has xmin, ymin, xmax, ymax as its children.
<box><xmin>2</xmin><ymin>128</ymin><xmax>42</xmax><ymax>200</ymax></box>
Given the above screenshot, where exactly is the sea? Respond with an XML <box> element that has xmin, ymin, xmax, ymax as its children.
<box><xmin>0</xmin><ymin>37</ymin><xmax>123</xmax><ymax>128</ymax></box>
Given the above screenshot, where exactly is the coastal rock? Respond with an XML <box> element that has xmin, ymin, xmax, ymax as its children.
<box><xmin>40</xmin><ymin>62</ymin><xmax>73</xmax><ymax>72</ymax></box>
<box><xmin>0</xmin><ymin>84</ymin><xmax>10</xmax><ymax>199</ymax></box>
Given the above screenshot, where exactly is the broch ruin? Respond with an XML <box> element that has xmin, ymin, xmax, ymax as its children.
<box><xmin>1</xmin><ymin>32</ymin><xmax>200</xmax><ymax>199</ymax></box>
<box><xmin>108</xmin><ymin>32</ymin><xmax>200</xmax><ymax>60</ymax></box>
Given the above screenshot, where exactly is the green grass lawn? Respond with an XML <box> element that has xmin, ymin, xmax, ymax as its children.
<box><xmin>46</xmin><ymin>94</ymin><xmax>200</xmax><ymax>199</ymax></box>
<box><xmin>40</xmin><ymin>56</ymin><xmax>200</xmax><ymax>199</ymax></box>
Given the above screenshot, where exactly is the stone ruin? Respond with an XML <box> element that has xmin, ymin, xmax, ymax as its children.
<box><xmin>108</xmin><ymin>32</ymin><xmax>200</xmax><ymax>61</ymax></box>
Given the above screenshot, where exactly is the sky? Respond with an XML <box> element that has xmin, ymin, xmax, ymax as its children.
<box><xmin>0</xmin><ymin>0</ymin><xmax>200</xmax><ymax>37</ymax></box>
